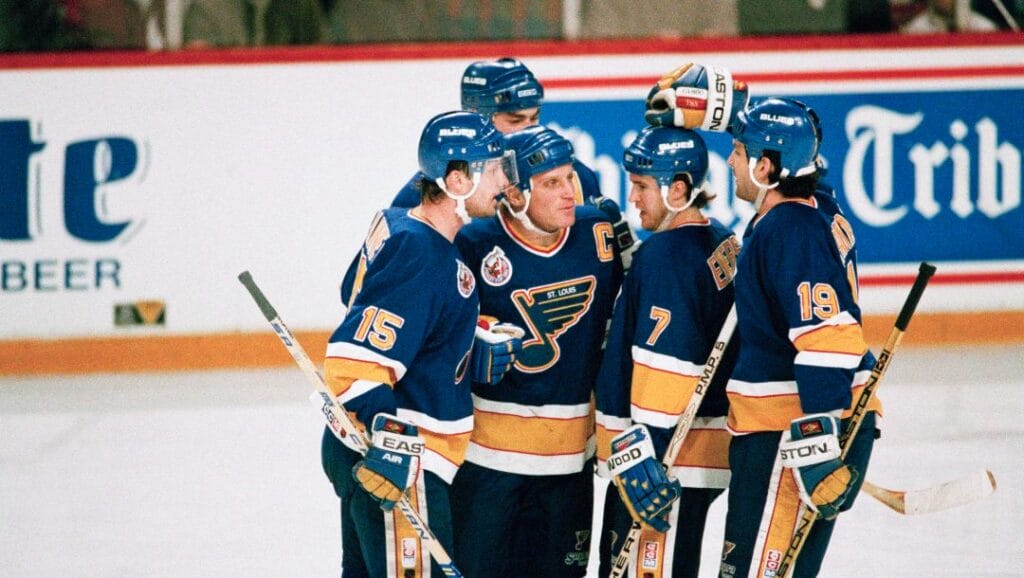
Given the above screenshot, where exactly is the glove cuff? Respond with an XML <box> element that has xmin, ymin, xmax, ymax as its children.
<box><xmin>370</xmin><ymin>414</ymin><xmax>425</xmax><ymax>456</ymax></box>
<box><xmin>607</xmin><ymin>424</ymin><xmax>656</xmax><ymax>478</ymax></box>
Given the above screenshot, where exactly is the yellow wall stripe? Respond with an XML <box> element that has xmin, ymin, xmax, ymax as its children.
<box><xmin>2</xmin><ymin>311</ymin><xmax>1021</xmax><ymax>376</ymax></box>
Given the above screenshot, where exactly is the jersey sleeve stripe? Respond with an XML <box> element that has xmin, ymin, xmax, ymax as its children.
<box><xmin>631</xmin><ymin>345</ymin><xmax>702</xmax><ymax>376</ymax></box>
<box><xmin>324</xmin><ymin>356</ymin><xmax>395</xmax><ymax>395</ymax></box>
<box><xmin>335</xmin><ymin>378</ymin><xmax>386</xmax><ymax>405</ymax></box>
<box><xmin>791</xmin><ymin>322</ymin><xmax>868</xmax><ymax>358</ymax></box>
<box><xmin>794</xmin><ymin>350</ymin><xmax>865</xmax><ymax>369</ymax></box>
<box><xmin>631</xmin><ymin>363</ymin><xmax>700</xmax><ymax>417</ymax></box>
<box><xmin>727</xmin><ymin>378</ymin><xmax>799</xmax><ymax>397</ymax></box>
<box><xmin>326</xmin><ymin>341</ymin><xmax>406</xmax><ymax>382</ymax></box>
<box><xmin>727</xmin><ymin>371</ymin><xmax>882</xmax><ymax>433</ymax></box>
<box><xmin>630</xmin><ymin>404</ymin><xmax>685</xmax><ymax>430</ymax></box>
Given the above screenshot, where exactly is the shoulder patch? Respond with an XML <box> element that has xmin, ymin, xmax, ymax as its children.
<box><xmin>363</xmin><ymin>212</ymin><xmax>391</xmax><ymax>262</ymax></box>
<box><xmin>481</xmin><ymin>245</ymin><xmax>513</xmax><ymax>287</ymax></box>
<box><xmin>457</xmin><ymin>260</ymin><xmax>476</xmax><ymax>298</ymax></box>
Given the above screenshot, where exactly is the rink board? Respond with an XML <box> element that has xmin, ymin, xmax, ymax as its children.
<box><xmin>0</xmin><ymin>33</ymin><xmax>1021</xmax><ymax>373</ymax></box>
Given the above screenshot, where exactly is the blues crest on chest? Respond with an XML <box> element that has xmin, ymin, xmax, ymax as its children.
<box><xmin>461</xmin><ymin>211</ymin><xmax>617</xmax><ymax>385</ymax></box>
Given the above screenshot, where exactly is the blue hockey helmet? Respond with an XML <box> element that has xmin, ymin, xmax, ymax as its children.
<box><xmin>623</xmin><ymin>126</ymin><xmax>709</xmax><ymax>190</ymax></box>
<box><xmin>502</xmin><ymin>125</ymin><xmax>574</xmax><ymax>195</ymax></box>
<box><xmin>461</xmin><ymin>58</ymin><xmax>545</xmax><ymax>115</ymax></box>
<box><xmin>417</xmin><ymin>110</ymin><xmax>505</xmax><ymax>182</ymax></box>
<box><xmin>730</xmin><ymin>97</ymin><xmax>821</xmax><ymax>179</ymax></box>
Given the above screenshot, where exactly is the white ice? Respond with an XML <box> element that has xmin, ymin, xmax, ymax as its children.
<box><xmin>2</xmin><ymin>344</ymin><xmax>1022</xmax><ymax>577</ymax></box>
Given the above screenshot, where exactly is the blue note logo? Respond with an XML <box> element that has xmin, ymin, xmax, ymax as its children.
<box><xmin>510</xmin><ymin>276</ymin><xmax>595</xmax><ymax>373</ymax></box>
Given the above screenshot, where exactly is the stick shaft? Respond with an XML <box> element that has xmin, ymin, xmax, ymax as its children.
<box><xmin>238</xmin><ymin>271</ymin><xmax>462</xmax><ymax>577</ymax></box>
<box><xmin>778</xmin><ymin>262</ymin><xmax>935</xmax><ymax>578</ymax></box>
<box><xmin>608</xmin><ymin>306</ymin><xmax>738</xmax><ymax>578</ymax></box>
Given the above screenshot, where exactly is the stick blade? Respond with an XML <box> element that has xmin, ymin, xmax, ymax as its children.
<box><xmin>868</xmin><ymin>470</ymin><xmax>997</xmax><ymax>516</ymax></box>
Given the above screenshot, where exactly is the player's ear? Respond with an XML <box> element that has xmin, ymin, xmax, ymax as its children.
<box><xmin>754</xmin><ymin>156</ymin><xmax>775</xmax><ymax>184</ymax></box>
<box><xmin>504</xmin><ymin>185</ymin><xmax>527</xmax><ymax>211</ymax></box>
<box><xmin>668</xmin><ymin>178</ymin><xmax>691</xmax><ymax>208</ymax></box>
<box><xmin>443</xmin><ymin>168</ymin><xmax>470</xmax><ymax>195</ymax></box>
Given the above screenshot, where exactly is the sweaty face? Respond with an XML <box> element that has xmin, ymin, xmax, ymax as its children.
<box><xmin>627</xmin><ymin>174</ymin><xmax>669</xmax><ymax>232</ymax></box>
<box><xmin>465</xmin><ymin>157</ymin><xmax>511</xmax><ymax>218</ymax></box>
<box><xmin>728</xmin><ymin>140</ymin><xmax>759</xmax><ymax>203</ymax></box>
<box><xmin>526</xmin><ymin>163</ymin><xmax>576</xmax><ymax>232</ymax></box>
<box><xmin>491</xmin><ymin>108</ymin><xmax>541</xmax><ymax>134</ymax></box>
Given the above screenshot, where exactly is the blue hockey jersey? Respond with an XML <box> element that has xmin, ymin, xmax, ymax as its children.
<box><xmin>326</xmin><ymin>208</ymin><xmax>479</xmax><ymax>483</ymax></box>
<box><xmin>726</xmin><ymin>188</ymin><xmax>880</xmax><ymax>434</ymax></box>
<box><xmin>595</xmin><ymin>218</ymin><xmax>739</xmax><ymax>488</ymax></box>
<box><xmin>454</xmin><ymin>206</ymin><xmax>623</xmax><ymax>475</ymax></box>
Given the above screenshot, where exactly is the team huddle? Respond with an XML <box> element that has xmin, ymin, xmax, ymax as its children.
<box><xmin>319</xmin><ymin>57</ymin><xmax>876</xmax><ymax>578</ymax></box>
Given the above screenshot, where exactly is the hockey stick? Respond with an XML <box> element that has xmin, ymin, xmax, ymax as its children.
<box><xmin>777</xmin><ymin>262</ymin><xmax>936</xmax><ymax>578</ymax></box>
<box><xmin>237</xmin><ymin>271</ymin><xmax>463</xmax><ymax>578</ymax></box>
<box><xmin>608</xmin><ymin>306</ymin><xmax>738</xmax><ymax>578</ymax></box>
<box><xmin>862</xmin><ymin>470</ymin><xmax>996</xmax><ymax>516</ymax></box>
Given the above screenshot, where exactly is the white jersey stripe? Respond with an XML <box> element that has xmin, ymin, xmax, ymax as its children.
<box><xmin>794</xmin><ymin>350</ymin><xmax>864</xmax><ymax>369</ymax></box>
<box><xmin>632</xmin><ymin>345</ymin><xmax>702</xmax><ymax>376</ymax></box>
<box><xmin>471</xmin><ymin>394</ymin><xmax>591</xmax><ymax>419</ymax></box>
<box><xmin>326</xmin><ymin>341</ymin><xmax>408</xmax><ymax>381</ymax></box>
<box><xmin>787</xmin><ymin>311</ymin><xmax>859</xmax><ymax>342</ymax></box>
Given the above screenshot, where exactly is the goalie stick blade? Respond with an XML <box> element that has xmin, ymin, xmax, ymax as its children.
<box><xmin>862</xmin><ymin>470</ymin><xmax>997</xmax><ymax>515</ymax></box>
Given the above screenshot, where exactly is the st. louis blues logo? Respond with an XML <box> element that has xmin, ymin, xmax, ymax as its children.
<box><xmin>457</xmin><ymin>260</ymin><xmax>475</xmax><ymax>298</ymax></box>
<box><xmin>511</xmin><ymin>276</ymin><xmax>596</xmax><ymax>373</ymax></box>
<box><xmin>481</xmin><ymin>245</ymin><xmax>513</xmax><ymax>287</ymax></box>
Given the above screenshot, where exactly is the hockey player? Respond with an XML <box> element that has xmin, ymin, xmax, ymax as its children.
<box><xmin>451</xmin><ymin>125</ymin><xmax>624</xmax><ymax>577</ymax></box>
<box><xmin>720</xmin><ymin>98</ymin><xmax>880</xmax><ymax>578</ymax></box>
<box><xmin>595</xmin><ymin>126</ymin><xmax>738</xmax><ymax>578</ymax></box>
<box><xmin>320</xmin><ymin>110</ymin><xmax>522</xmax><ymax>578</ymax></box>
<box><xmin>390</xmin><ymin>57</ymin><xmax>638</xmax><ymax>265</ymax></box>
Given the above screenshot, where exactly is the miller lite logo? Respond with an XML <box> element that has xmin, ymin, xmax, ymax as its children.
<box><xmin>457</xmin><ymin>260</ymin><xmax>476</xmax><ymax>298</ymax></box>
<box><xmin>481</xmin><ymin>245</ymin><xmax>513</xmax><ymax>286</ymax></box>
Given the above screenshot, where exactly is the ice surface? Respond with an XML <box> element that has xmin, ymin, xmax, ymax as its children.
<box><xmin>2</xmin><ymin>345</ymin><xmax>1022</xmax><ymax>577</ymax></box>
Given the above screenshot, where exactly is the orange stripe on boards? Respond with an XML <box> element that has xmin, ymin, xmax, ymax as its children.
<box><xmin>862</xmin><ymin>311</ymin><xmax>1024</xmax><ymax>346</ymax></box>
<box><xmin>1</xmin><ymin>311</ymin><xmax>1021</xmax><ymax>375</ymax></box>
<box><xmin>0</xmin><ymin>330</ymin><xmax>331</xmax><ymax>376</ymax></box>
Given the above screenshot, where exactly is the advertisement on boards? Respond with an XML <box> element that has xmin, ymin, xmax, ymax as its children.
<box><xmin>541</xmin><ymin>88</ymin><xmax>1023</xmax><ymax>266</ymax></box>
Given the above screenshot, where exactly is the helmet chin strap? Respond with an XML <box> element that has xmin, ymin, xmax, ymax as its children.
<box><xmin>501</xmin><ymin>187</ymin><xmax>549</xmax><ymax>235</ymax></box>
<box><xmin>747</xmin><ymin>158</ymin><xmax>778</xmax><ymax>213</ymax></box>
<box><xmin>655</xmin><ymin>183</ymin><xmax>699</xmax><ymax>233</ymax></box>
<box><xmin>437</xmin><ymin>173</ymin><xmax>482</xmax><ymax>225</ymax></box>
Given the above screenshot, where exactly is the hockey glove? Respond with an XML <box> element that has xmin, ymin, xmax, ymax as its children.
<box><xmin>471</xmin><ymin>316</ymin><xmax>525</xmax><ymax>385</ymax></box>
<box><xmin>352</xmin><ymin>413</ymin><xmax>425</xmax><ymax>511</ymax></box>
<box><xmin>780</xmin><ymin>413</ymin><xmax>859</xmax><ymax>520</ymax></box>
<box><xmin>590</xmin><ymin>195</ymin><xmax>639</xmax><ymax>270</ymax></box>
<box><xmin>608</xmin><ymin>424</ymin><xmax>681</xmax><ymax>533</ymax></box>
<box><xmin>644</xmin><ymin>62</ymin><xmax>748</xmax><ymax>133</ymax></box>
